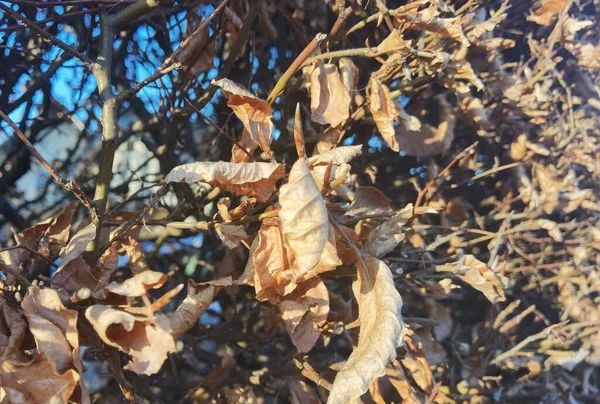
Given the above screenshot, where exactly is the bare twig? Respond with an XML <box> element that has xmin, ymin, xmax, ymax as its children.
<box><xmin>0</xmin><ymin>110</ymin><xmax>98</xmax><ymax>224</ymax></box>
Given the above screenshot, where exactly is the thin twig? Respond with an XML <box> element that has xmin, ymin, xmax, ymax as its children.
<box><xmin>0</xmin><ymin>110</ymin><xmax>98</xmax><ymax>224</ymax></box>
<box><xmin>0</xmin><ymin>2</ymin><xmax>94</xmax><ymax>66</ymax></box>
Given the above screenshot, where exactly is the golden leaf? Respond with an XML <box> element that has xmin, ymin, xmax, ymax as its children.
<box><xmin>310</xmin><ymin>62</ymin><xmax>352</xmax><ymax>127</ymax></box>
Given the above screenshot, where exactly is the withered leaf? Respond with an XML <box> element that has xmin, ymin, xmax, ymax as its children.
<box><xmin>436</xmin><ymin>255</ymin><xmax>507</xmax><ymax>303</ymax></box>
<box><xmin>365</xmin><ymin>204</ymin><xmax>414</xmax><ymax>258</ymax></box>
<box><xmin>165</xmin><ymin>161</ymin><xmax>285</xmax><ymax>202</ymax></box>
<box><xmin>0</xmin><ymin>354</ymin><xmax>80</xmax><ymax>403</ymax></box>
<box><xmin>395</xmin><ymin>95</ymin><xmax>455</xmax><ymax>157</ymax></box>
<box><xmin>339</xmin><ymin>57</ymin><xmax>359</xmax><ymax>96</ymax></box>
<box><xmin>56</xmin><ymin>223</ymin><xmax>97</xmax><ymax>272</ymax></box>
<box><xmin>310</xmin><ymin>62</ymin><xmax>352</xmax><ymax>127</ymax></box>
<box><xmin>214</xmin><ymin>223</ymin><xmax>247</xmax><ymax>249</ymax></box>
<box><xmin>116</xmin><ymin>237</ymin><xmax>148</xmax><ymax>274</ymax></box>
<box><xmin>368</xmin><ymin>77</ymin><xmax>421</xmax><ymax>151</ymax></box>
<box><xmin>279</xmin><ymin>158</ymin><xmax>328</xmax><ymax>272</ymax></box>
<box><xmin>21</xmin><ymin>288</ymin><xmax>90</xmax><ymax>403</ymax></box>
<box><xmin>85</xmin><ymin>305</ymin><xmax>176</xmax><ymax>375</ymax></box>
<box><xmin>346</xmin><ymin>186</ymin><xmax>392</xmax><ymax>217</ymax></box>
<box><xmin>277</xmin><ymin>277</ymin><xmax>329</xmax><ymax>353</ymax></box>
<box><xmin>176</xmin><ymin>18</ymin><xmax>214</xmax><ymax>76</ymax></box>
<box><xmin>170</xmin><ymin>277</ymin><xmax>233</xmax><ymax>340</ymax></box>
<box><xmin>308</xmin><ymin>145</ymin><xmax>362</xmax><ymax>166</ymax></box>
<box><xmin>104</xmin><ymin>270</ymin><xmax>168</xmax><ymax>297</ymax></box>
<box><xmin>376</xmin><ymin>29</ymin><xmax>411</xmax><ymax>55</ymax></box>
<box><xmin>213</xmin><ymin>78</ymin><xmax>273</xmax><ymax>156</ymax></box>
<box><xmin>328</xmin><ymin>256</ymin><xmax>405</xmax><ymax>403</ymax></box>
<box><xmin>0</xmin><ymin>298</ymin><xmax>28</xmax><ymax>363</ymax></box>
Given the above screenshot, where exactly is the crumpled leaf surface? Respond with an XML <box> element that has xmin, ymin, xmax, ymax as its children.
<box><xmin>308</xmin><ymin>145</ymin><xmax>362</xmax><ymax>166</ymax></box>
<box><xmin>436</xmin><ymin>255</ymin><xmax>507</xmax><ymax>303</ymax></box>
<box><xmin>310</xmin><ymin>62</ymin><xmax>352</xmax><ymax>127</ymax></box>
<box><xmin>165</xmin><ymin>161</ymin><xmax>285</xmax><ymax>202</ymax></box>
<box><xmin>56</xmin><ymin>222</ymin><xmax>97</xmax><ymax>272</ymax></box>
<box><xmin>213</xmin><ymin>78</ymin><xmax>273</xmax><ymax>156</ymax></box>
<box><xmin>104</xmin><ymin>270</ymin><xmax>168</xmax><ymax>297</ymax></box>
<box><xmin>365</xmin><ymin>204</ymin><xmax>414</xmax><ymax>258</ymax></box>
<box><xmin>279</xmin><ymin>158</ymin><xmax>328</xmax><ymax>272</ymax></box>
<box><xmin>85</xmin><ymin>305</ymin><xmax>176</xmax><ymax>375</ymax></box>
<box><xmin>369</xmin><ymin>77</ymin><xmax>421</xmax><ymax>151</ymax></box>
<box><xmin>277</xmin><ymin>277</ymin><xmax>329</xmax><ymax>353</ymax></box>
<box><xmin>0</xmin><ymin>353</ymin><xmax>80</xmax><ymax>403</ymax></box>
<box><xmin>214</xmin><ymin>223</ymin><xmax>247</xmax><ymax>249</ymax></box>
<box><xmin>395</xmin><ymin>7</ymin><xmax>470</xmax><ymax>46</ymax></box>
<box><xmin>395</xmin><ymin>95</ymin><xmax>455</xmax><ymax>156</ymax></box>
<box><xmin>328</xmin><ymin>256</ymin><xmax>405</xmax><ymax>403</ymax></box>
<box><xmin>116</xmin><ymin>236</ymin><xmax>148</xmax><ymax>274</ymax></box>
<box><xmin>21</xmin><ymin>287</ymin><xmax>90</xmax><ymax>403</ymax></box>
<box><xmin>346</xmin><ymin>186</ymin><xmax>392</xmax><ymax>217</ymax></box>
<box><xmin>0</xmin><ymin>298</ymin><xmax>28</xmax><ymax>363</ymax></box>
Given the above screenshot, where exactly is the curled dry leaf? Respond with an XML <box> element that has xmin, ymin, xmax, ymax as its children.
<box><xmin>56</xmin><ymin>223</ymin><xmax>97</xmax><ymax>272</ymax></box>
<box><xmin>339</xmin><ymin>57</ymin><xmax>359</xmax><ymax>96</ymax></box>
<box><xmin>0</xmin><ymin>297</ymin><xmax>28</xmax><ymax>363</ymax></box>
<box><xmin>16</xmin><ymin>201</ymin><xmax>77</xmax><ymax>255</ymax></box>
<box><xmin>170</xmin><ymin>277</ymin><xmax>233</xmax><ymax>340</ymax></box>
<box><xmin>528</xmin><ymin>0</ymin><xmax>572</xmax><ymax>26</ymax></box>
<box><xmin>104</xmin><ymin>270</ymin><xmax>168</xmax><ymax>297</ymax></box>
<box><xmin>436</xmin><ymin>255</ymin><xmax>507</xmax><ymax>303</ymax></box>
<box><xmin>214</xmin><ymin>223</ymin><xmax>247</xmax><ymax>249</ymax></box>
<box><xmin>52</xmin><ymin>256</ymin><xmax>115</xmax><ymax>300</ymax></box>
<box><xmin>165</xmin><ymin>161</ymin><xmax>285</xmax><ymax>202</ymax></box>
<box><xmin>376</xmin><ymin>29</ymin><xmax>411</xmax><ymax>55</ymax></box>
<box><xmin>85</xmin><ymin>305</ymin><xmax>176</xmax><ymax>375</ymax></box>
<box><xmin>213</xmin><ymin>78</ymin><xmax>273</xmax><ymax>157</ymax></box>
<box><xmin>328</xmin><ymin>256</ymin><xmax>405</xmax><ymax>403</ymax></box>
<box><xmin>1</xmin><ymin>353</ymin><xmax>80</xmax><ymax>403</ymax></box>
<box><xmin>21</xmin><ymin>287</ymin><xmax>90</xmax><ymax>403</ymax></box>
<box><xmin>314</xmin><ymin>125</ymin><xmax>345</xmax><ymax>154</ymax></box>
<box><xmin>365</xmin><ymin>204</ymin><xmax>414</xmax><ymax>258</ymax></box>
<box><xmin>310</xmin><ymin>61</ymin><xmax>352</xmax><ymax>127</ymax></box>
<box><xmin>176</xmin><ymin>18</ymin><xmax>214</xmax><ymax>76</ymax></box>
<box><xmin>346</xmin><ymin>186</ymin><xmax>392</xmax><ymax>217</ymax></box>
<box><xmin>277</xmin><ymin>277</ymin><xmax>329</xmax><ymax>353</ymax></box>
<box><xmin>368</xmin><ymin>77</ymin><xmax>421</xmax><ymax>151</ymax></box>
<box><xmin>308</xmin><ymin>145</ymin><xmax>362</xmax><ymax>166</ymax></box>
<box><xmin>279</xmin><ymin>158</ymin><xmax>328</xmax><ymax>272</ymax></box>
<box><xmin>116</xmin><ymin>237</ymin><xmax>148</xmax><ymax>274</ymax></box>
<box><xmin>395</xmin><ymin>95</ymin><xmax>455</xmax><ymax>157</ymax></box>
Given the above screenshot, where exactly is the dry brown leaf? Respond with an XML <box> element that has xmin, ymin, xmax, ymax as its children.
<box><xmin>395</xmin><ymin>8</ymin><xmax>470</xmax><ymax>46</ymax></box>
<box><xmin>458</xmin><ymin>92</ymin><xmax>494</xmax><ymax>136</ymax></box>
<box><xmin>165</xmin><ymin>161</ymin><xmax>285</xmax><ymax>202</ymax></box>
<box><xmin>86</xmin><ymin>305</ymin><xmax>176</xmax><ymax>375</ymax></box>
<box><xmin>314</xmin><ymin>125</ymin><xmax>345</xmax><ymax>155</ymax></box>
<box><xmin>16</xmin><ymin>201</ymin><xmax>77</xmax><ymax>255</ymax></box>
<box><xmin>0</xmin><ymin>353</ymin><xmax>80</xmax><ymax>403</ymax></box>
<box><xmin>528</xmin><ymin>0</ymin><xmax>572</xmax><ymax>26</ymax></box>
<box><xmin>51</xmin><ymin>257</ymin><xmax>115</xmax><ymax>300</ymax></box>
<box><xmin>277</xmin><ymin>277</ymin><xmax>329</xmax><ymax>353</ymax></box>
<box><xmin>0</xmin><ymin>298</ymin><xmax>28</xmax><ymax>364</ymax></box>
<box><xmin>436</xmin><ymin>255</ymin><xmax>507</xmax><ymax>303</ymax></box>
<box><xmin>244</xmin><ymin>223</ymin><xmax>295</xmax><ymax>303</ymax></box>
<box><xmin>328</xmin><ymin>256</ymin><xmax>405</xmax><ymax>403</ymax></box>
<box><xmin>386</xmin><ymin>360</ymin><xmax>425</xmax><ymax>403</ymax></box>
<box><xmin>400</xmin><ymin>334</ymin><xmax>434</xmax><ymax>393</ymax></box>
<box><xmin>365</xmin><ymin>204</ymin><xmax>414</xmax><ymax>258</ymax></box>
<box><xmin>376</xmin><ymin>29</ymin><xmax>411</xmax><ymax>55</ymax></box>
<box><xmin>213</xmin><ymin>78</ymin><xmax>273</xmax><ymax>156</ymax></box>
<box><xmin>279</xmin><ymin>158</ymin><xmax>328</xmax><ymax>272</ymax></box>
<box><xmin>56</xmin><ymin>223</ymin><xmax>97</xmax><ymax>272</ymax></box>
<box><xmin>116</xmin><ymin>237</ymin><xmax>148</xmax><ymax>274</ymax></box>
<box><xmin>369</xmin><ymin>77</ymin><xmax>421</xmax><ymax>151</ymax></box>
<box><xmin>308</xmin><ymin>145</ymin><xmax>362</xmax><ymax>166</ymax></box>
<box><xmin>104</xmin><ymin>270</ymin><xmax>168</xmax><ymax>297</ymax></box>
<box><xmin>339</xmin><ymin>57</ymin><xmax>359</xmax><ymax>96</ymax></box>
<box><xmin>177</xmin><ymin>18</ymin><xmax>214</xmax><ymax>76</ymax></box>
<box><xmin>395</xmin><ymin>95</ymin><xmax>455</xmax><ymax>157</ymax></box>
<box><xmin>214</xmin><ymin>223</ymin><xmax>247</xmax><ymax>249</ymax></box>
<box><xmin>346</xmin><ymin>186</ymin><xmax>392</xmax><ymax>217</ymax></box>
<box><xmin>170</xmin><ymin>277</ymin><xmax>232</xmax><ymax>340</ymax></box>
<box><xmin>310</xmin><ymin>61</ymin><xmax>352</xmax><ymax>127</ymax></box>
<box><xmin>21</xmin><ymin>288</ymin><xmax>90</xmax><ymax>403</ymax></box>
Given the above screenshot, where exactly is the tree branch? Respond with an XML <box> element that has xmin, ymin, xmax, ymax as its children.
<box><xmin>0</xmin><ymin>2</ymin><xmax>94</xmax><ymax>66</ymax></box>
